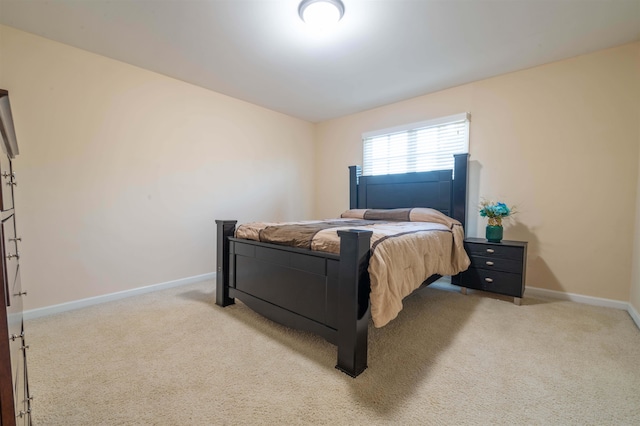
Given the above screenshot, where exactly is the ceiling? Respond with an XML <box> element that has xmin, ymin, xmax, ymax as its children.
<box><xmin>0</xmin><ymin>0</ymin><xmax>639</xmax><ymax>123</ymax></box>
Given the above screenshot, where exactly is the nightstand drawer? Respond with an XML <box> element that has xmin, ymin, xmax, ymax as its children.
<box><xmin>469</xmin><ymin>255</ymin><xmax>522</xmax><ymax>274</ymax></box>
<box><xmin>464</xmin><ymin>242</ymin><xmax>524</xmax><ymax>261</ymax></box>
<box><xmin>459</xmin><ymin>268</ymin><xmax>524</xmax><ymax>298</ymax></box>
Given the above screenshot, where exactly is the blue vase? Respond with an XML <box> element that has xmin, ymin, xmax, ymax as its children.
<box><xmin>486</xmin><ymin>225</ymin><xmax>503</xmax><ymax>243</ymax></box>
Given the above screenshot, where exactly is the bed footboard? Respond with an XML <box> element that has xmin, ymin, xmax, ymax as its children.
<box><xmin>215</xmin><ymin>219</ymin><xmax>373</xmax><ymax>377</ymax></box>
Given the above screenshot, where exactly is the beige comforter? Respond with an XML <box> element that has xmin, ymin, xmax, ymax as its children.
<box><xmin>235</xmin><ymin>208</ymin><xmax>470</xmax><ymax>328</ymax></box>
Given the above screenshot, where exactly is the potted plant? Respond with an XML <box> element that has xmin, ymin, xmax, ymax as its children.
<box><xmin>479</xmin><ymin>200</ymin><xmax>515</xmax><ymax>243</ymax></box>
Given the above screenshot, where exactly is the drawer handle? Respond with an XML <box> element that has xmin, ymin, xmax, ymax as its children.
<box><xmin>485</xmin><ymin>261</ymin><xmax>494</xmax><ymax>266</ymax></box>
<box><xmin>9</xmin><ymin>331</ymin><xmax>24</xmax><ymax>341</ymax></box>
<box><xmin>6</xmin><ymin>252</ymin><xmax>19</xmax><ymax>260</ymax></box>
<box><xmin>486</xmin><ymin>248</ymin><xmax>495</xmax><ymax>254</ymax></box>
<box><xmin>484</xmin><ymin>278</ymin><xmax>494</xmax><ymax>283</ymax></box>
<box><xmin>14</xmin><ymin>291</ymin><xmax>27</xmax><ymax>297</ymax></box>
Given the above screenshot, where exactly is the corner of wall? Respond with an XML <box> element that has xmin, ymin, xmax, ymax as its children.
<box><xmin>629</xmin><ymin>41</ymin><xmax>640</xmax><ymax>321</ymax></box>
<box><xmin>629</xmin><ymin>303</ymin><xmax>640</xmax><ymax>330</ymax></box>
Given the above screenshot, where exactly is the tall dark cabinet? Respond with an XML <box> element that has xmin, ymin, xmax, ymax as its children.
<box><xmin>0</xmin><ymin>90</ymin><xmax>31</xmax><ymax>425</ymax></box>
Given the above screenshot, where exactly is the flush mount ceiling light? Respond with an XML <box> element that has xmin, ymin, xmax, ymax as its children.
<box><xmin>298</xmin><ymin>0</ymin><xmax>345</xmax><ymax>30</ymax></box>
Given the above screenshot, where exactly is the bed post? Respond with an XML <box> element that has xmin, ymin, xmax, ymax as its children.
<box><xmin>215</xmin><ymin>220</ymin><xmax>237</xmax><ymax>307</ymax></box>
<box><xmin>452</xmin><ymin>153</ymin><xmax>469</xmax><ymax>232</ymax></box>
<box><xmin>335</xmin><ymin>229</ymin><xmax>372</xmax><ymax>377</ymax></box>
<box><xmin>348</xmin><ymin>165</ymin><xmax>361</xmax><ymax>209</ymax></box>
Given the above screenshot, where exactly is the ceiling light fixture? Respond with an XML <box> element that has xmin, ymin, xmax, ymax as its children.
<box><xmin>298</xmin><ymin>0</ymin><xmax>345</xmax><ymax>30</ymax></box>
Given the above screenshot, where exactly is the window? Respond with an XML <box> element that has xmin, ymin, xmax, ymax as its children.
<box><xmin>362</xmin><ymin>113</ymin><xmax>470</xmax><ymax>176</ymax></box>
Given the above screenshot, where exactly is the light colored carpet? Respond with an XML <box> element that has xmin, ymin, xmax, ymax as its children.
<box><xmin>26</xmin><ymin>280</ymin><xmax>640</xmax><ymax>425</ymax></box>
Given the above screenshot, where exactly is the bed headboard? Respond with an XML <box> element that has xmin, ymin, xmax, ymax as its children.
<box><xmin>349</xmin><ymin>153</ymin><xmax>468</xmax><ymax>230</ymax></box>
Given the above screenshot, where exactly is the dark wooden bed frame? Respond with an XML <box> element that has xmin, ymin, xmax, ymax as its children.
<box><xmin>216</xmin><ymin>153</ymin><xmax>468</xmax><ymax>377</ymax></box>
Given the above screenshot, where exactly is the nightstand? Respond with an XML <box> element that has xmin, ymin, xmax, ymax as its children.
<box><xmin>452</xmin><ymin>237</ymin><xmax>528</xmax><ymax>305</ymax></box>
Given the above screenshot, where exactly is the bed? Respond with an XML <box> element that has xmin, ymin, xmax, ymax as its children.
<box><xmin>215</xmin><ymin>153</ymin><xmax>469</xmax><ymax>377</ymax></box>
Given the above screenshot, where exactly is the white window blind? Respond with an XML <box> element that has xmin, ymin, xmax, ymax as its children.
<box><xmin>362</xmin><ymin>113</ymin><xmax>470</xmax><ymax>176</ymax></box>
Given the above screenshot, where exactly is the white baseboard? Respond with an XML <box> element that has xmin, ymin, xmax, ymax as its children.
<box><xmin>524</xmin><ymin>286</ymin><xmax>629</xmax><ymax>310</ymax></box>
<box><xmin>24</xmin><ymin>272</ymin><xmax>215</xmax><ymax>321</ymax></box>
<box><xmin>436</xmin><ymin>278</ymin><xmax>640</xmax><ymax>329</ymax></box>
<box><xmin>525</xmin><ymin>286</ymin><xmax>640</xmax><ymax>330</ymax></box>
<box><xmin>430</xmin><ymin>276</ymin><xmax>456</xmax><ymax>291</ymax></box>
<box><xmin>24</xmin><ymin>273</ymin><xmax>640</xmax><ymax>331</ymax></box>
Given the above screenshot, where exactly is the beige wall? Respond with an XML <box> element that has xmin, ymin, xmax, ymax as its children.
<box><xmin>631</xmin><ymin>43</ymin><xmax>640</xmax><ymax>314</ymax></box>
<box><xmin>1</xmin><ymin>24</ymin><xmax>639</xmax><ymax>310</ymax></box>
<box><xmin>0</xmin><ymin>26</ymin><xmax>316</xmax><ymax>310</ymax></box>
<box><xmin>315</xmin><ymin>42</ymin><xmax>640</xmax><ymax>302</ymax></box>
